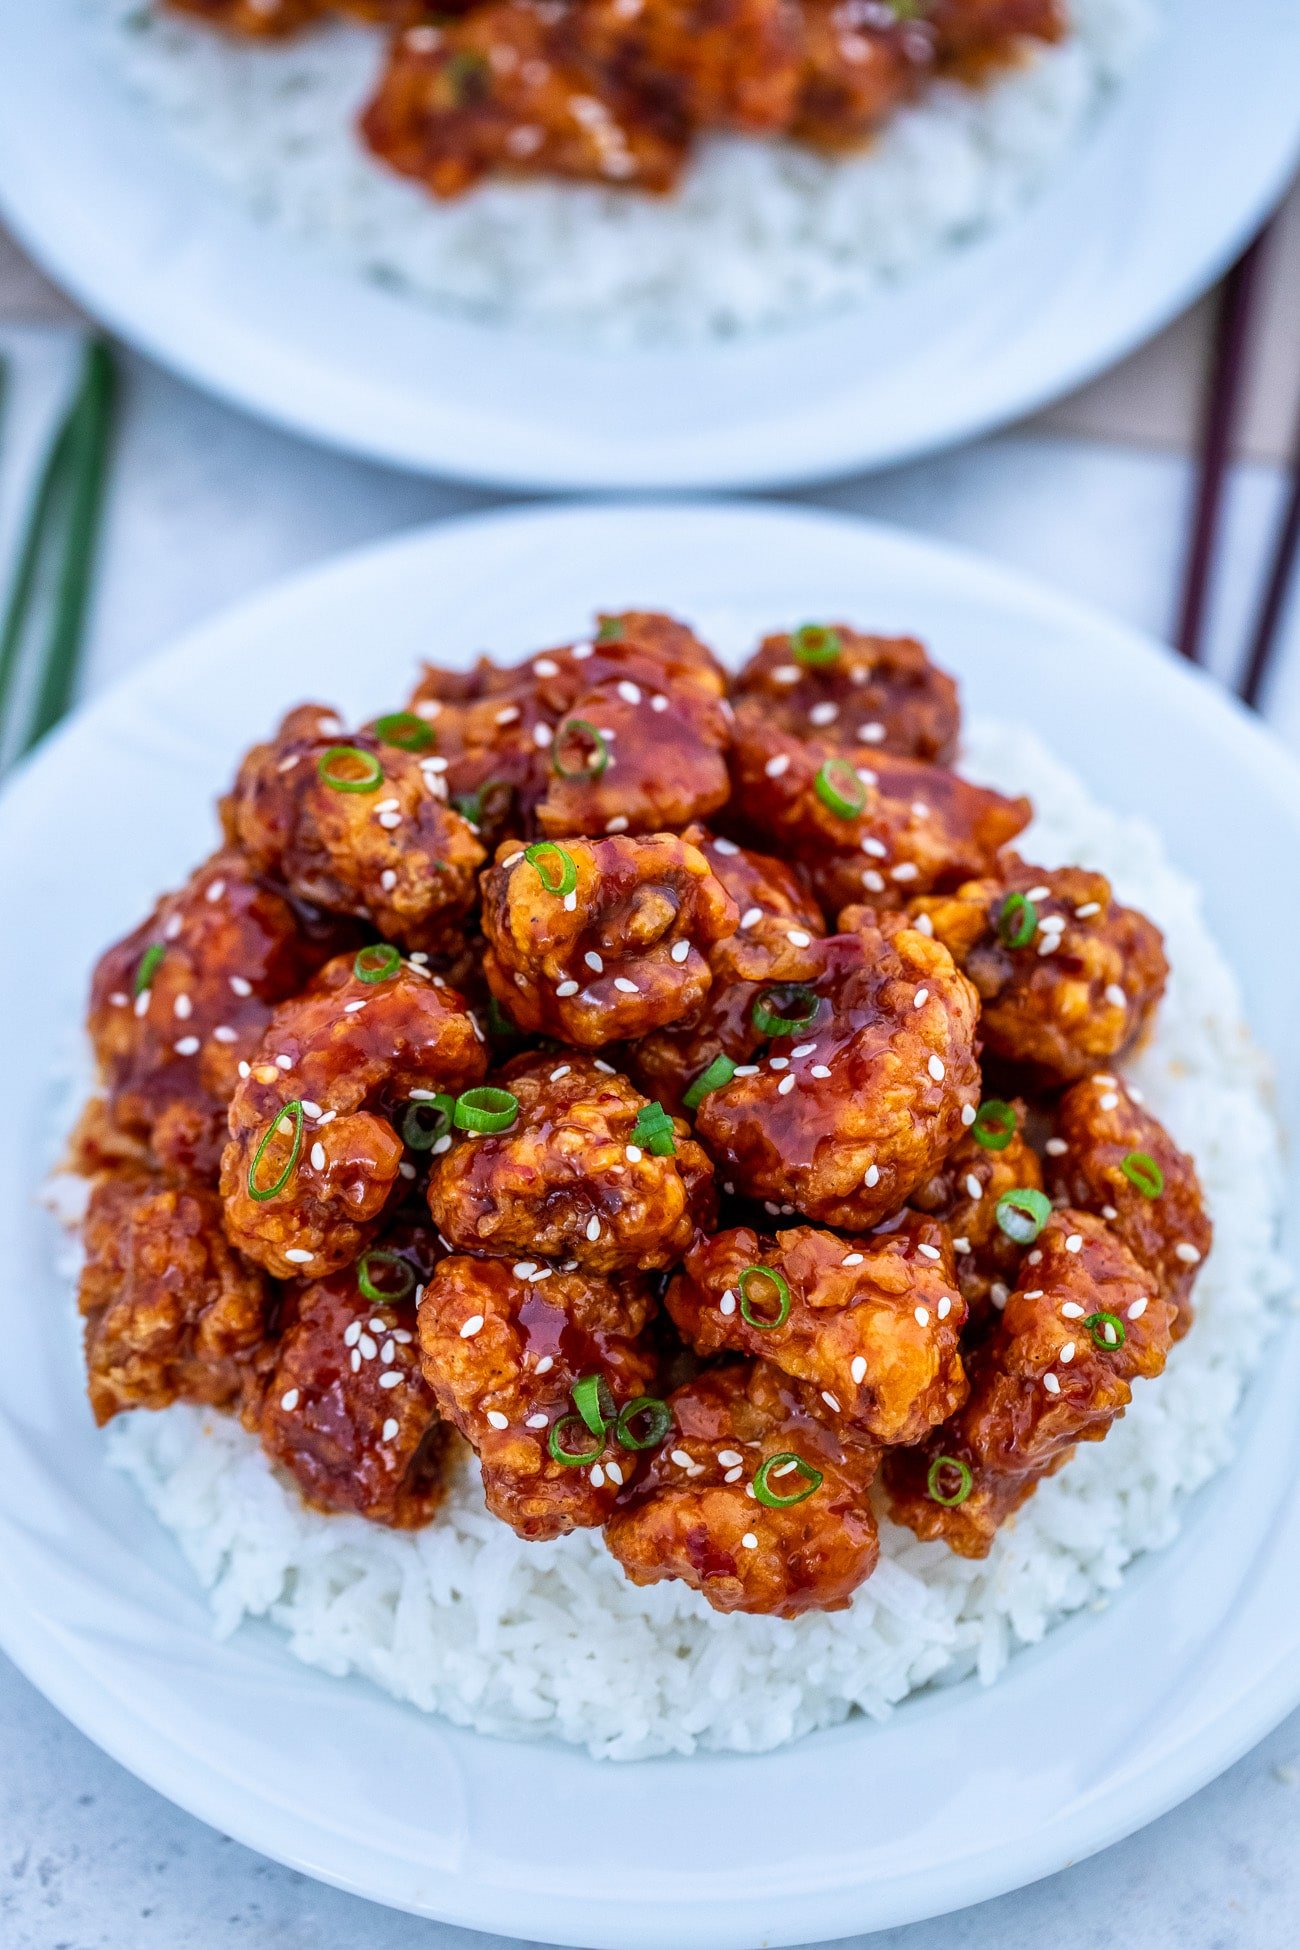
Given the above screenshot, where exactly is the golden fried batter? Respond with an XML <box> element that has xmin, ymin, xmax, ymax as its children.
<box><xmin>732</xmin><ymin>625</ymin><xmax>959</xmax><ymax>763</ymax></box>
<box><xmin>910</xmin><ymin>1099</ymin><xmax>1043</xmax><ymax>1320</ymax></box>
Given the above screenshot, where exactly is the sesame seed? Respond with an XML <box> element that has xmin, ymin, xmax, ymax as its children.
<box><xmin>460</xmin><ymin>1315</ymin><xmax>484</xmax><ymax>1338</ymax></box>
<box><xmin>358</xmin><ymin>1334</ymin><xmax>377</xmax><ymax>1360</ymax></box>
<box><xmin>1065</xmin><ymin>1234</ymin><xmax>1083</xmax><ymax>1254</ymax></box>
<box><xmin>584</xmin><ymin>951</ymin><xmax>604</xmax><ymax>973</ymax></box>
<box><xmin>914</xmin><ymin>1307</ymin><xmax>930</xmax><ymax>1327</ymax></box>
<box><xmin>670</xmin><ymin>940</ymin><xmax>690</xmax><ymax>963</ymax></box>
<box><xmin>309</xmin><ymin>1142</ymin><xmax>326</xmax><ymax>1171</ymax></box>
<box><xmin>713</xmin><ymin>837</ymin><xmax>739</xmax><ymax>855</ymax></box>
<box><xmin>617</xmin><ymin>680</ymin><xmax>642</xmax><ymax>705</ymax></box>
<box><xmin>739</xmin><ymin>906</ymin><xmax>763</xmax><ymax>930</ymax></box>
<box><xmin>486</xmin><ymin>1410</ymin><xmax>509</xmax><ymax>1429</ymax></box>
<box><xmin>741</xmin><ymin>1533</ymin><xmax>758</xmax><ymax>1550</ymax></box>
<box><xmin>526</xmin><ymin>1413</ymin><xmax>548</xmax><ymax>1429</ymax></box>
<box><xmin>513</xmin><ymin>1262</ymin><xmax>537</xmax><ymax>1278</ymax></box>
<box><xmin>859</xmin><ymin>722</ymin><xmax>886</xmax><ymax>744</ymax></box>
<box><xmin>1105</xmin><ymin>984</ymin><xmax>1127</xmax><ymax>1007</ymax></box>
<box><xmin>1128</xmin><ymin>1297</ymin><xmax>1149</xmax><ymax>1319</ymax></box>
<box><xmin>891</xmin><ymin>863</ymin><xmax>919</xmax><ymax>883</ymax></box>
<box><xmin>174</xmin><ymin>1037</ymin><xmax>200</xmax><ymax>1056</ymax></box>
<box><xmin>367</xmin><ymin>1318</ymin><xmax>386</xmax><ymax>1335</ymax></box>
<box><xmin>432</xmin><ymin>1135</ymin><xmax>451</xmax><ymax>1155</ymax></box>
<box><xmin>861</xmin><ymin>836</ymin><xmax>887</xmax><ymax>859</ymax></box>
<box><xmin>1043</xmin><ymin>1373</ymin><xmax>1061</xmax><ymax>1395</ymax></box>
<box><xmin>276</xmin><ymin>1054</ymin><xmax>293</xmax><ymax>1070</ymax></box>
<box><xmin>605</xmin><ymin>1460</ymin><xmax>624</xmax><ymax>1487</ymax></box>
<box><xmin>1074</xmin><ymin>901</ymin><xmax>1101</xmax><ymax>918</ymax></box>
<box><xmin>809</xmin><ymin>701</ymin><xmax>839</xmax><ymax>725</ymax></box>
<box><xmin>238</xmin><ymin>1061</ymin><xmax>250</xmax><ymax>1078</ymax></box>
<box><xmin>964</xmin><ymin>1173</ymin><xmax>982</xmax><ymax>1201</ymax></box>
<box><xmin>821</xmin><ymin>1391</ymin><xmax>841</xmax><ymax>1412</ymax></box>
<box><xmin>550</xmin><ymin>1065</ymin><xmax>571</xmax><ymax>1082</ymax></box>
<box><xmin>787</xmin><ymin>929</ymin><xmax>812</xmax><ymax>947</ymax></box>
<box><xmin>773</xmin><ymin>664</ymin><xmax>800</xmax><ymax>683</ymax></box>
<box><xmin>1099</xmin><ymin>1093</ymin><xmax>1119</xmax><ymax>1111</ymax></box>
<box><xmin>343</xmin><ymin>1000</ymin><xmax>366</xmax><ymax>1014</ymax></box>
<box><xmin>1175</xmin><ymin>1243</ymin><xmax>1201</xmax><ymax>1265</ymax></box>
<box><xmin>393</xmin><ymin>1329</ymin><xmax>412</xmax><ymax>1344</ymax></box>
<box><xmin>671</xmin><ymin>1449</ymin><xmax>693</xmax><ymax>1469</ymax></box>
<box><xmin>651</xmin><ymin>695</ymin><xmax>669</xmax><ymax>713</ymax></box>
<box><xmin>1023</xmin><ymin>1290</ymin><xmax>1044</xmax><ymax>1300</ymax></box>
<box><xmin>1045</xmin><ymin>1137</ymin><xmax>1068</xmax><ymax>1156</ymax></box>
<box><xmin>1024</xmin><ymin>885</ymin><xmax>1051</xmax><ymax>902</ymax></box>
<box><xmin>777</xmin><ymin>1075</ymin><xmax>795</xmax><ymax>1095</ymax></box>
<box><xmin>918</xmin><ymin>1244</ymin><xmax>941</xmax><ymax>1261</ymax></box>
<box><xmin>1061</xmin><ymin>1301</ymin><xmax>1085</xmax><ymax>1319</ymax></box>
<box><xmin>213</xmin><ymin>1025</ymin><xmax>237</xmax><ymax>1044</ymax></box>
<box><xmin>495</xmin><ymin>705</ymin><xmax>520</xmax><ymax>726</ymax></box>
<box><xmin>613</xmin><ymin>977</ymin><xmax>638</xmax><ymax>993</ymax></box>
<box><xmin>503</xmin><ymin>850</ymin><xmax>524</xmax><ymax>869</ymax></box>
<box><xmin>605</xmin><ymin>815</ymin><xmax>630</xmax><ymax>834</ymax></box>
<box><xmin>1027</xmin><ymin>1249</ymin><xmax>1043</xmax><ymax>1264</ymax></box>
<box><xmin>535</xmin><ymin>1355</ymin><xmax>554</xmax><ymax>1374</ymax></box>
<box><xmin>173</xmin><ymin>993</ymin><xmax>192</xmax><ymax>1020</ymax></box>
<box><xmin>724</xmin><ymin>1466</ymin><xmax>743</xmax><ymax>1483</ymax></box>
<box><xmin>378</xmin><ymin>811</ymin><xmax>402</xmax><ymax>830</ymax></box>
<box><xmin>563</xmin><ymin>892</ymin><xmax>577</xmax><ymax>911</ymax></box>
<box><xmin>913</xmin><ymin>988</ymin><xmax>929</xmax><ymax>1008</ymax></box>
<box><xmin>960</xmin><ymin>1102</ymin><xmax>976</xmax><ymax>1125</ymax></box>
<box><xmin>850</xmin><ymin>1356</ymin><xmax>867</xmax><ymax>1385</ymax></box>
<box><xmin>380</xmin><ymin>870</ymin><xmax>397</xmax><ymax>892</ymax></box>
<box><xmin>1060</xmin><ymin>1342</ymin><xmax>1076</xmax><ymax>1363</ymax></box>
<box><xmin>382</xmin><ymin>1418</ymin><xmax>399</xmax><ymax>1442</ymax></box>
<box><xmin>734</xmin><ymin>1065</ymin><xmax>759</xmax><ymax>1077</ymax></box>
<box><xmin>230</xmin><ymin>975</ymin><xmax>252</xmax><ymax>997</ymax></box>
<box><xmin>163</xmin><ymin>914</ymin><xmax>183</xmax><ymax>941</ymax></box>
<box><xmin>1102</xmin><ymin>1204</ymin><xmax>1118</xmax><ymax>1220</ymax></box>
<box><xmin>718</xmin><ymin>1449</ymin><xmax>743</xmax><ymax>1466</ymax></box>
<box><xmin>585</xmin><ymin>1216</ymin><xmax>602</xmax><ymax>1241</ymax></box>
<box><xmin>937</xmin><ymin>1296</ymin><xmax>952</xmax><ymax>1319</ymax></box>
<box><xmin>991</xmin><ymin>1283</ymin><xmax>1009</xmax><ymax>1309</ymax></box>
<box><xmin>928</xmin><ymin>1055</ymin><xmax>945</xmax><ymax>1082</ymax></box>
<box><xmin>379</xmin><ymin>1372</ymin><xmax>402</xmax><ymax>1390</ymax></box>
<box><xmin>350</xmin><ymin>1350</ymin><xmax>361</xmax><ymax>1373</ymax></box>
<box><xmin>533</xmin><ymin>723</ymin><xmax>552</xmax><ymax>748</ymax></box>
<box><xmin>720</xmin><ymin>1289</ymin><xmax>737</xmax><ymax>1315</ymax></box>
<box><xmin>280</xmin><ymin>1389</ymin><xmax>299</xmax><ymax>1411</ymax></box>
<box><xmin>555</xmin><ymin>980</ymin><xmax>579</xmax><ymax>997</ymax></box>
<box><xmin>864</xmin><ymin>1163</ymin><xmax>879</xmax><ymax>1188</ymax></box>
<box><xmin>861</xmin><ymin>870</ymin><xmax>885</xmax><ymax>894</ymax></box>
<box><xmin>764</xmin><ymin>753</ymin><xmax>791</xmax><ymax>778</ymax></box>
<box><xmin>572</xmin><ymin>642</ymin><xmax>593</xmax><ymax>659</ymax></box>
<box><xmin>843</xmin><ymin>1252</ymin><xmax>864</xmax><ymax>1266</ymax></box>
<box><xmin>594</xmin><ymin>1060</ymin><xmax>616</xmax><ymax>1075</ymax></box>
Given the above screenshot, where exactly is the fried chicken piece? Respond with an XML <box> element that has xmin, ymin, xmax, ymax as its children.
<box><xmin>164</xmin><ymin>0</ymin><xmax>425</xmax><ymax>38</ymax></box>
<box><xmin>695</xmin><ymin>918</ymin><xmax>980</xmax><ymax>1229</ymax></box>
<box><xmin>481</xmin><ymin>830</ymin><xmax>737</xmax><ymax>1045</ymax></box>
<box><xmin>87</xmin><ymin>846</ymin><xmax>350</xmax><ymax>1180</ymax></box>
<box><xmin>604</xmin><ymin>1360</ymin><xmax>880</xmax><ymax>1618</ymax></box>
<box><xmin>793</xmin><ymin>0</ymin><xmax>936</xmax><ymax>148</ymax></box>
<box><xmin>909</xmin><ymin>858</ymin><xmax>1169</xmax><ymax>1086</ymax></box>
<box><xmin>731</xmin><ymin>704</ymin><xmax>1030</xmax><ymax>917</ymax></box>
<box><xmin>258</xmin><ymin>1219</ymin><xmax>450</xmax><ymax>1527</ymax></box>
<box><xmin>930</xmin><ymin>0</ymin><xmax>1066</xmax><ymax>65</ymax></box>
<box><xmin>220</xmin><ymin>951</ymin><xmax>486</xmax><ymax>1279</ymax></box>
<box><xmin>910</xmin><ymin>1098</ymin><xmax>1043</xmax><ymax>1320</ymax></box>
<box><xmin>427</xmin><ymin>1052</ymin><xmax>715</xmax><ymax>1272</ymax></box>
<box><xmin>577</xmin><ymin>0</ymin><xmax>804</xmax><ymax>132</ymax></box>
<box><xmin>1047</xmin><ymin>1074</ymin><xmax>1211</xmax><ymax>1339</ymax></box>
<box><xmin>418</xmin><ymin>1253</ymin><xmax>659</xmax><ymax>1539</ymax></box>
<box><xmin>79</xmin><ymin>1166</ymin><xmax>268</xmax><ymax>1427</ymax></box>
<box><xmin>884</xmin><ymin>1210</ymin><xmax>1174</xmax><ymax>1557</ymax></box>
<box><xmin>223</xmin><ymin>704</ymin><xmax>484</xmax><ymax>954</ymax></box>
<box><xmin>628</xmin><ymin>830</ymin><xmax>826</xmax><ymax>1112</ymax></box>
<box><xmin>667</xmin><ymin>1222</ymin><xmax>967</xmax><ymax>1445</ymax></box>
<box><xmin>731</xmin><ymin>624</ymin><xmax>960</xmax><ymax>763</ymax></box>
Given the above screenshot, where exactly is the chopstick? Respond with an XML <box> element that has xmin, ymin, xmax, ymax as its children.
<box><xmin>0</xmin><ymin>337</ymin><xmax>117</xmax><ymax>764</ymax></box>
<box><xmin>1237</xmin><ymin>403</ymin><xmax>1300</xmax><ymax>710</ymax></box>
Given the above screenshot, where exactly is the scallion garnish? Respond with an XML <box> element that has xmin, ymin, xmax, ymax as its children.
<box><xmin>995</xmin><ymin>1186</ymin><xmax>1052</xmax><ymax>1245</ymax></box>
<box><xmin>548</xmin><ymin>1415</ymin><xmax>604</xmax><ymax>1467</ymax></box>
<box><xmin>971</xmin><ymin>1099</ymin><xmax>1017</xmax><ymax>1151</ymax></box>
<box><xmin>631</xmin><ymin>1102</ymin><xmax>676</xmax><ymax>1156</ymax></box>
<box><xmin>353</xmin><ymin>944</ymin><xmax>402</xmax><ymax>985</ymax></box>
<box><xmin>247</xmin><ymin>1101</ymin><xmax>304</xmax><ymax>1204</ymax></box>
<box><xmin>926</xmin><ymin>1454</ymin><xmax>973</xmax><ymax>1507</ymax></box>
<box><xmin>317</xmin><ymin>744</ymin><xmax>383</xmax><ymax>794</ymax></box>
<box><xmin>572</xmin><ymin>1373</ymin><xmax>616</xmax><ymax>1438</ymax></box>
<box><xmin>739</xmin><ymin>1265</ymin><xmax>792</xmax><ymax>1331</ymax></box>
<box><xmin>1121</xmin><ymin>1151</ymin><xmax>1164</xmax><ymax>1198</ymax></box>
<box><xmin>551</xmin><ymin>718</ymin><xmax>610</xmax><ymax>780</ymax></box>
<box><xmin>132</xmin><ymin>942</ymin><xmax>165</xmax><ymax>997</ymax></box>
<box><xmin>454</xmin><ymin>779</ymin><xmax>511</xmax><ymax>831</ymax></box>
<box><xmin>452</xmin><ymin>1086</ymin><xmax>519</xmax><ymax>1134</ymax></box>
<box><xmin>596</xmin><ymin>617</ymin><xmax>625</xmax><ymax>643</ymax></box>
<box><xmin>402</xmin><ymin>1094</ymin><xmax>455</xmax><ymax>1150</ymax></box>
<box><xmin>373</xmin><ymin>711</ymin><xmax>435</xmax><ymax>753</ymax></box>
<box><xmin>996</xmin><ymin>891</ymin><xmax>1037</xmax><ymax>950</ymax></box>
<box><xmin>523</xmin><ymin>841</ymin><xmax>578</xmax><ymax>897</ymax></box>
<box><xmin>486</xmin><ymin>995</ymin><xmax>519</xmax><ymax>1040</ymax></box>
<box><xmin>615</xmin><ymin>1396</ymin><xmax>672</xmax><ymax>1451</ymax></box>
<box><xmin>752</xmin><ymin>984</ymin><xmax>820</xmax><ymax>1039</ymax></box>
<box><xmin>792</xmin><ymin>624</ymin><xmax>841</xmax><ymax>668</ymax></box>
<box><xmin>753</xmin><ymin>1453</ymin><xmax>822</xmax><ymax>1508</ymax></box>
<box><xmin>813</xmin><ymin>758</ymin><xmax>867</xmax><ymax>820</ymax></box>
<box><xmin>682</xmin><ymin>1053</ymin><xmax>737</xmax><ymax>1111</ymax></box>
<box><xmin>1083</xmin><ymin>1310</ymin><xmax>1127</xmax><ymax>1351</ymax></box>
<box><xmin>357</xmin><ymin>1249</ymin><xmax>417</xmax><ymax>1305</ymax></box>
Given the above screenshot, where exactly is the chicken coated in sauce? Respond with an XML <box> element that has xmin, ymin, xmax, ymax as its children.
<box><xmin>224</xmin><ymin>704</ymin><xmax>485</xmax><ymax>954</ymax></box>
<box><xmin>418</xmin><ymin>1253</ymin><xmax>660</xmax><ymax>1538</ymax></box>
<box><xmin>221</xmin><ymin>951</ymin><xmax>486</xmax><ymax>1278</ymax></box>
<box><xmin>694</xmin><ymin>916</ymin><xmax>980</xmax><ymax>1229</ymax></box>
<box><xmin>667</xmin><ymin>1221</ymin><xmax>967</xmax><ymax>1445</ymax></box>
<box><xmin>604</xmin><ymin>1359</ymin><xmax>880</xmax><ymax>1617</ymax></box>
<box><xmin>1047</xmin><ymin>1073</ymin><xmax>1211</xmax><ymax>1339</ymax></box>
<box><xmin>165</xmin><ymin>0</ymin><xmax>426</xmax><ymax>34</ymax></box>
<box><xmin>79</xmin><ymin>1166</ymin><xmax>269</xmax><ymax>1426</ymax></box>
<box><xmin>884</xmin><ymin>1209</ymin><xmax>1174</xmax><ymax>1557</ymax></box>
<box><xmin>481</xmin><ymin>829</ymin><xmax>737</xmax><ymax>1044</ymax></box>
<box><xmin>257</xmin><ymin>1219</ymin><xmax>450</xmax><ymax>1527</ymax></box>
<box><xmin>87</xmin><ymin>847</ymin><xmax>350</xmax><ymax>1180</ymax></box>
<box><xmin>908</xmin><ymin>857</ymin><xmax>1169</xmax><ymax>1086</ymax></box>
<box><xmin>732</xmin><ymin>624</ymin><xmax>960</xmax><ymax>764</ymax></box>
<box><xmin>427</xmin><ymin>1052</ymin><xmax>715</xmax><ymax>1273</ymax></box>
<box><xmin>910</xmin><ymin>1097</ymin><xmax>1043</xmax><ymax>1321</ymax></box>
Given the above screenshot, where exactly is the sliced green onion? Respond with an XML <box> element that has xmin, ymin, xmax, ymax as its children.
<box><xmin>357</xmin><ymin>1249</ymin><xmax>416</xmax><ymax>1305</ymax></box>
<box><xmin>1084</xmin><ymin>1310</ymin><xmax>1127</xmax><ymax>1351</ymax></box>
<box><xmin>996</xmin><ymin>891</ymin><xmax>1038</xmax><ymax>950</ymax></box>
<box><xmin>616</xmin><ymin>1396</ymin><xmax>672</xmax><ymax>1451</ymax></box>
<box><xmin>454</xmin><ymin>779</ymin><xmax>511</xmax><ymax>830</ymax></box>
<box><xmin>572</xmin><ymin>1373</ymin><xmax>616</xmax><ymax>1438</ymax></box>
<box><xmin>753</xmin><ymin>1453</ymin><xmax>822</xmax><ymax>1508</ymax></box>
<box><xmin>971</xmin><ymin>1099</ymin><xmax>1017</xmax><ymax>1152</ymax></box>
<box><xmin>548</xmin><ymin>1414</ymin><xmax>604</xmax><ymax>1467</ymax></box>
<box><xmin>373</xmin><ymin>711</ymin><xmax>435</xmax><ymax>753</ymax></box>
<box><xmin>247</xmin><ymin>1100</ymin><xmax>304</xmax><ymax>1204</ymax></box>
<box><xmin>752</xmin><ymin>984</ymin><xmax>820</xmax><ymax>1039</ymax></box>
<box><xmin>926</xmin><ymin>1454</ymin><xmax>973</xmax><ymax>1507</ymax></box>
<box><xmin>402</xmin><ymin>1094</ymin><xmax>455</xmax><ymax>1150</ymax></box>
<box><xmin>132</xmin><ymin>942</ymin><xmax>165</xmax><ymax>997</ymax></box>
<box><xmin>353</xmin><ymin>943</ymin><xmax>402</xmax><ymax>985</ymax></box>
<box><xmin>452</xmin><ymin>1086</ymin><xmax>519</xmax><ymax>1134</ymax></box>
<box><xmin>523</xmin><ymin>841</ymin><xmax>578</xmax><ymax>897</ymax></box>
<box><xmin>739</xmin><ymin>1265</ymin><xmax>792</xmax><ymax>1331</ymax></box>
<box><xmin>631</xmin><ymin>1102</ymin><xmax>676</xmax><ymax>1156</ymax></box>
<box><xmin>1121</xmin><ymin>1151</ymin><xmax>1165</xmax><ymax>1199</ymax></box>
<box><xmin>813</xmin><ymin>758</ymin><xmax>867</xmax><ymax>820</ymax></box>
<box><xmin>486</xmin><ymin>995</ymin><xmax>519</xmax><ymax>1040</ymax></box>
<box><xmin>317</xmin><ymin>744</ymin><xmax>383</xmax><ymax>794</ymax></box>
<box><xmin>682</xmin><ymin>1054</ymin><xmax>737</xmax><ymax>1111</ymax></box>
<box><xmin>792</xmin><ymin>624</ymin><xmax>841</xmax><ymax>668</ymax></box>
<box><xmin>551</xmin><ymin>718</ymin><xmax>610</xmax><ymax>780</ymax></box>
<box><xmin>995</xmin><ymin>1186</ymin><xmax>1052</xmax><ymax>1245</ymax></box>
<box><xmin>447</xmin><ymin>47</ymin><xmax>490</xmax><ymax>101</ymax></box>
<box><xmin>596</xmin><ymin>617</ymin><xmax>625</xmax><ymax>643</ymax></box>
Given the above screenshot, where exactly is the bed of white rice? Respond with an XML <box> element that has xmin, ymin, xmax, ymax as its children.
<box><xmin>91</xmin><ymin>0</ymin><xmax>1161</xmax><ymax>339</ymax></box>
<box><xmin>101</xmin><ymin>717</ymin><xmax>1292</xmax><ymax>1761</ymax></box>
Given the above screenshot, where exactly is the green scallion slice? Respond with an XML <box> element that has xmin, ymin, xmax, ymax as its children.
<box><xmin>357</xmin><ymin>1249</ymin><xmax>417</xmax><ymax>1305</ymax></box>
<box><xmin>373</xmin><ymin>711</ymin><xmax>435</xmax><ymax>753</ymax></box>
<box><xmin>1083</xmin><ymin>1310</ymin><xmax>1127</xmax><ymax>1351</ymax></box>
<box><xmin>751</xmin><ymin>984</ymin><xmax>820</xmax><ymax>1039</ymax></box>
<box><xmin>971</xmin><ymin>1099</ymin><xmax>1017</xmax><ymax>1151</ymax></box>
<box><xmin>247</xmin><ymin>1101</ymin><xmax>304</xmax><ymax>1204</ymax></box>
<box><xmin>615</xmin><ymin>1396</ymin><xmax>672</xmax><ymax>1451</ymax></box>
<box><xmin>548</xmin><ymin>1414</ymin><xmax>604</xmax><ymax>1467</ymax></box>
<box><xmin>551</xmin><ymin>718</ymin><xmax>610</xmax><ymax>780</ymax></box>
<box><xmin>132</xmin><ymin>942</ymin><xmax>165</xmax><ymax>997</ymax></box>
<box><xmin>1120</xmin><ymin>1151</ymin><xmax>1165</xmax><ymax>1198</ymax></box>
<box><xmin>682</xmin><ymin>1054</ymin><xmax>737</xmax><ymax>1111</ymax></box>
<box><xmin>523</xmin><ymin>841</ymin><xmax>578</xmax><ymax>897</ymax></box>
<box><xmin>926</xmin><ymin>1454</ymin><xmax>973</xmax><ymax>1507</ymax></box>
<box><xmin>402</xmin><ymin>1094</ymin><xmax>455</xmax><ymax>1151</ymax></box>
<box><xmin>995</xmin><ymin>1186</ymin><xmax>1052</xmax><ymax>1245</ymax></box>
<box><xmin>317</xmin><ymin>745</ymin><xmax>383</xmax><ymax>794</ymax></box>
<box><xmin>354</xmin><ymin>943</ymin><xmax>402</xmax><ymax>985</ymax></box>
<box><xmin>631</xmin><ymin>1102</ymin><xmax>676</xmax><ymax>1156</ymax></box>
<box><xmin>753</xmin><ymin>1452</ymin><xmax>822</xmax><ymax>1508</ymax></box>
<box><xmin>596</xmin><ymin>617</ymin><xmax>625</xmax><ymax>643</ymax></box>
<box><xmin>571</xmin><ymin>1373</ymin><xmax>616</xmax><ymax>1438</ymax></box>
<box><xmin>813</xmin><ymin>758</ymin><xmax>867</xmax><ymax>820</ymax></box>
<box><xmin>996</xmin><ymin>891</ymin><xmax>1038</xmax><ymax>950</ymax></box>
<box><xmin>739</xmin><ymin>1265</ymin><xmax>792</xmax><ymax>1331</ymax></box>
<box><xmin>452</xmin><ymin>1086</ymin><xmax>519</xmax><ymax>1134</ymax></box>
<box><xmin>791</xmin><ymin>624</ymin><xmax>841</xmax><ymax>668</ymax></box>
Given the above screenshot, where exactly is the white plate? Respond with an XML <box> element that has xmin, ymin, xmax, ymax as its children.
<box><xmin>1</xmin><ymin>503</ymin><xmax>1298</xmax><ymax>1947</ymax></box>
<box><xmin>1</xmin><ymin>5</ymin><xmax>1299</xmax><ymax>490</ymax></box>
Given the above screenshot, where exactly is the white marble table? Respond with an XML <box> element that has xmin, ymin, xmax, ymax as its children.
<box><xmin>2</xmin><ymin>333</ymin><xmax>1299</xmax><ymax>1950</ymax></box>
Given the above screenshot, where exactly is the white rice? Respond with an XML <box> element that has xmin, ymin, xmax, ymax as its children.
<box><xmin>104</xmin><ymin>717</ymin><xmax>1293</xmax><ymax>1760</ymax></box>
<box><xmin>90</xmin><ymin>0</ymin><xmax>1161</xmax><ymax>339</ymax></box>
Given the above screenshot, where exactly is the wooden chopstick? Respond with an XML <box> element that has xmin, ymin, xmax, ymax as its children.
<box><xmin>0</xmin><ymin>337</ymin><xmax>116</xmax><ymax>763</ymax></box>
<box><xmin>1173</xmin><ymin>228</ymin><xmax>1271</xmax><ymax>665</ymax></box>
<box><xmin>1237</xmin><ymin>402</ymin><xmax>1300</xmax><ymax>710</ymax></box>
